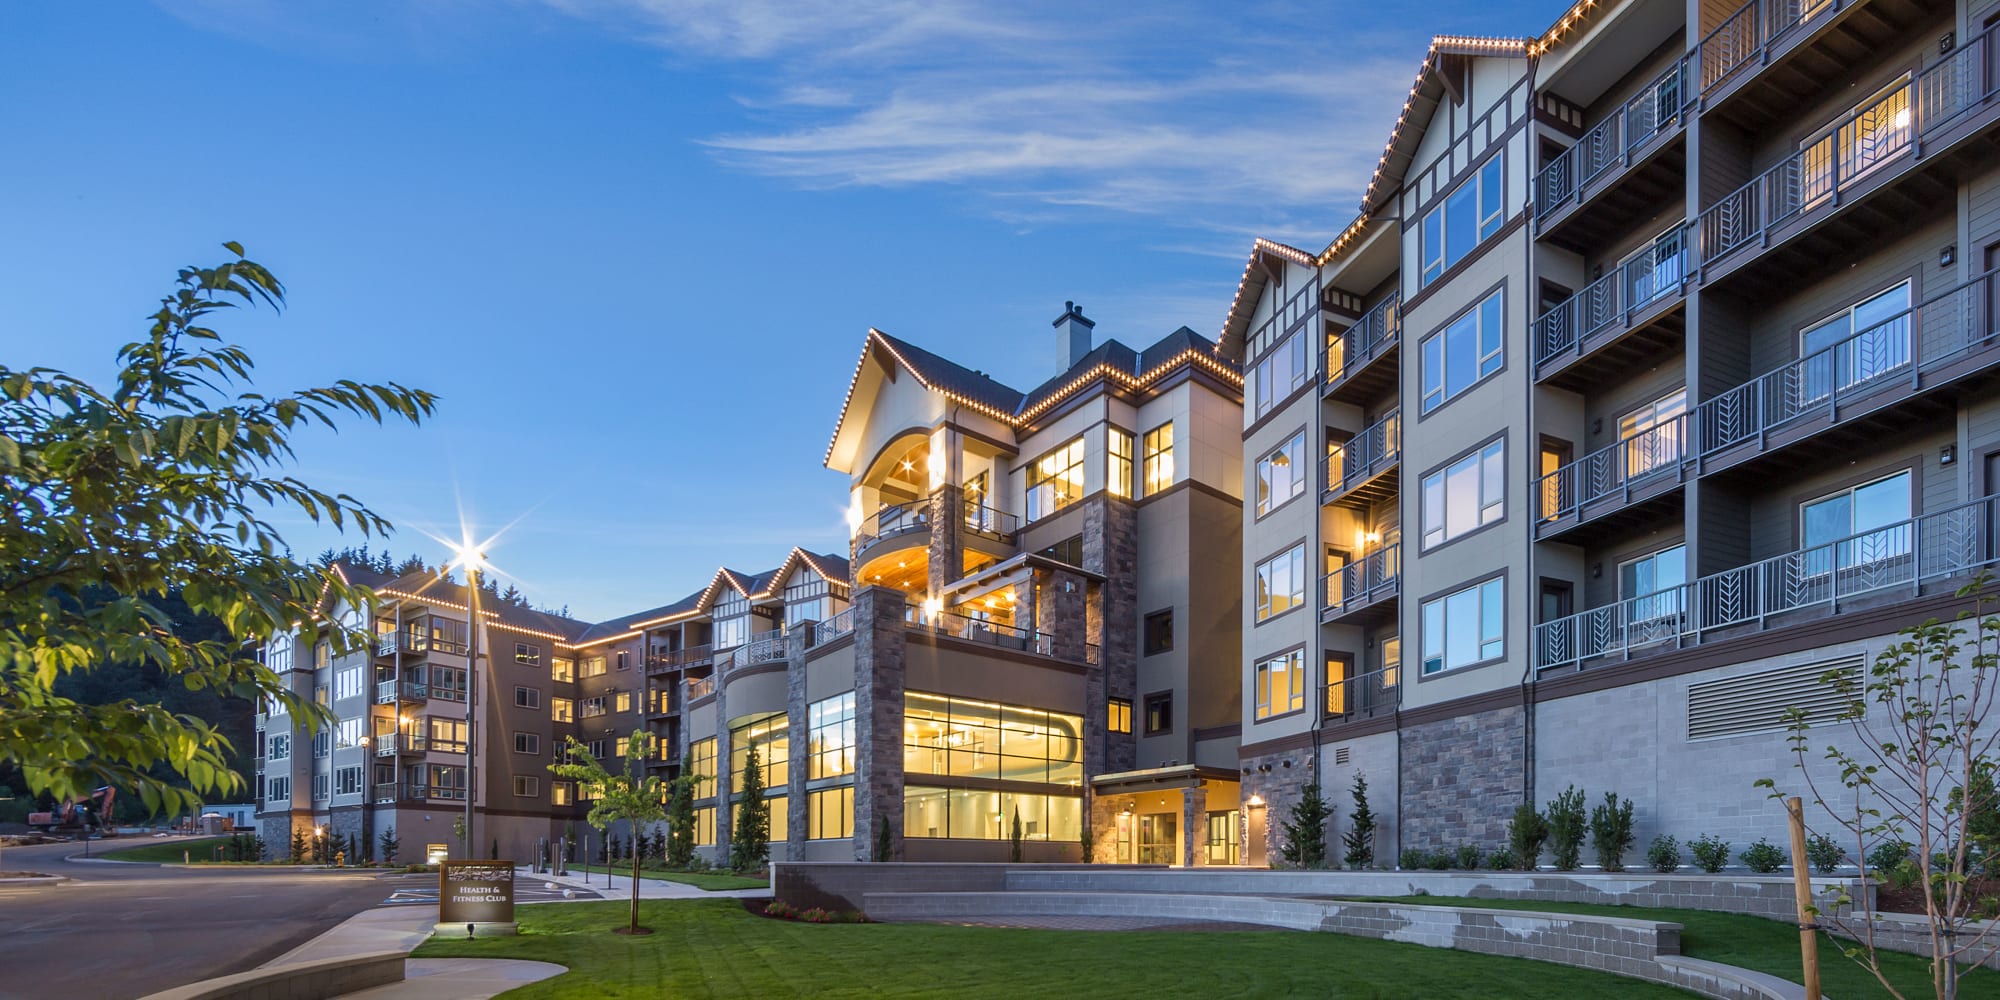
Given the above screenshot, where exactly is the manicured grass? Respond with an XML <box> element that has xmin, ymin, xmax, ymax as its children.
<box><xmin>97</xmin><ymin>836</ymin><xmax>241</xmax><ymax>863</ymax></box>
<box><xmin>570</xmin><ymin>864</ymin><xmax>766</xmax><ymax>891</ymax></box>
<box><xmin>1348</xmin><ymin>895</ymin><xmax>2000</xmax><ymax>1000</ymax></box>
<box><xmin>414</xmin><ymin>898</ymin><xmax>1703</xmax><ymax>999</ymax></box>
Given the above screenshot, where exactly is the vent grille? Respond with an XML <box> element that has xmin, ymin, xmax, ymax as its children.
<box><xmin>1687</xmin><ymin>656</ymin><xmax>1863</xmax><ymax>742</ymax></box>
<box><xmin>1333</xmin><ymin>746</ymin><xmax>1352</xmax><ymax>766</ymax></box>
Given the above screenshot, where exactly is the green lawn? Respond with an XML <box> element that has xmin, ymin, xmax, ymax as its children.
<box><xmin>569</xmin><ymin>864</ymin><xmax>766</xmax><ymax>891</ymax></box>
<box><xmin>97</xmin><ymin>836</ymin><xmax>241</xmax><ymax>863</ymax></box>
<box><xmin>1347</xmin><ymin>895</ymin><xmax>2000</xmax><ymax>1000</ymax></box>
<box><xmin>414</xmin><ymin>898</ymin><xmax>1703</xmax><ymax>999</ymax></box>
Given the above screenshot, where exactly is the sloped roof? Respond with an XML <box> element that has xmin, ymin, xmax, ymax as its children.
<box><xmin>872</xmin><ymin>331</ymin><xmax>1028</xmax><ymax>417</ymax></box>
<box><xmin>375</xmin><ymin>571</ymin><xmax>592</xmax><ymax>642</ymax></box>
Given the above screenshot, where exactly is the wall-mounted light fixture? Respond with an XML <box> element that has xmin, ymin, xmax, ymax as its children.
<box><xmin>1941</xmin><ymin>31</ymin><xmax>1957</xmax><ymax>54</ymax></box>
<box><xmin>1942</xmin><ymin>245</ymin><xmax>1957</xmax><ymax>268</ymax></box>
<box><xmin>1941</xmin><ymin>444</ymin><xmax>1957</xmax><ymax>466</ymax></box>
<box><xmin>1591</xmin><ymin>562</ymin><xmax>1603</xmax><ymax>579</ymax></box>
<box><xmin>1246</xmin><ymin>795</ymin><xmax>1266</xmax><ymax>808</ymax></box>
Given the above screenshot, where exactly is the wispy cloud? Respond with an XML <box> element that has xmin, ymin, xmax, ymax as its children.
<box><xmin>547</xmin><ymin>0</ymin><xmax>1423</xmax><ymax>238</ymax></box>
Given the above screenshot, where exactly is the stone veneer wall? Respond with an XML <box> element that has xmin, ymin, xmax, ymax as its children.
<box><xmin>1083</xmin><ymin>496</ymin><xmax>1139</xmax><ymax>778</ymax></box>
<box><xmin>851</xmin><ymin>587</ymin><xmax>908</xmax><ymax>861</ymax></box>
<box><xmin>1239</xmin><ymin>743</ymin><xmax>1320</xmax><ymax>866</ymax></box>
<box><xmin>785</xmin><ymin>628</ymin><xmax>811</xmax><ymax>851</ymax></box>
<box><xmin>926</xmin><ymin>484</ymin><xmax>963</xmax><ymax>598</ymax></box>
<box><xmin>1400</xmin><ymin>702</ymin><xmax>1525</xmax><ymax>851</ymax></box>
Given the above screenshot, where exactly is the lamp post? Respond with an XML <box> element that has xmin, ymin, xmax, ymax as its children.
<box><xmin>463</xmin><ymin>558</ymin><xmax>484</xmax><ymax>860</ymax></box>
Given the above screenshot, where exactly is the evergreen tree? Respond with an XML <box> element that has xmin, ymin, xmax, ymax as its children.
<box><xmin>1279</xmin><ymin>781</ymin><xmax>1332</xmax><ymax>869</ymax></box>
<box><xmin>1010</xmin><ymin>806</ymin><xmax>1024</xmax><ymax>863</ymax></box>
<box><xmin>378</xmin><ymin>829</ymin><xmax>399</xmax><ymax>865</ymax></box>
<box><xmin>874</xmin><ymin>815</ymin><xmax>892</xmax><ymax>862</ymax></box>
<box><xmin>666</xmin><ymin>775</ymin><xmax>697</xmax><ymax>869</ymax></box>
<box><xmin>1342</xmin><ymin>774</ymin><xmax>1377</xmax><ymax>868</ymax></box>
<box><xmin>289</xmin><ymin>827</ymin><xmax>307</xmax><ymax>863</ymax></box>
<box><xmin>731</xmin><ymin>741</ymin><xmax>770</xmax><ymax>872</ymax></box>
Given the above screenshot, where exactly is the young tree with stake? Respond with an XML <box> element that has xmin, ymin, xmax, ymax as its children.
<box><xmin>550</xmin><ymin>730</ymin><xmax>666</xmax><ymax>935</ymax></box>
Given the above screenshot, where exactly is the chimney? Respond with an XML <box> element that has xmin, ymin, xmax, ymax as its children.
<box><xmin>1052</xmin><ymin>300</ymin><xmax>1095</xmax><ymax>369</ymax></box>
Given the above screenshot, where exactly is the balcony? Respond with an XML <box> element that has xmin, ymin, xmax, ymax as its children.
<box><xmin>1534</xmin><ymin>415</ymin><xmax>1689</xmax><ymax>544</ymax></box>
<box><xmin>1532</xmin><ymin>229</ymin><xmax>1689</xmax><ymax>389</ymax></box>
<box><xmin>962</xmin><ymin>501</ymin><xmax>1019</xmax><ymax>541</ymax></box>
<box><xmin>1695</xmin><ymin>37</ymin><xmax>2000</xmax><ymax>292</ymax></box>
<box><xmin>744</xmin><ymin>628</ymin><xmax>788</xmax><ymax>665</ymax></box>
<box><xmin>408</xmin><ymin>784</ymin><xmax>467</xmax><ymax>802</ymax></box>
<box><xmin>647</xmin><ymin>643</ymin><xmax>714</xmax><ymax>674</ymax></box>
<box><xmin>1324</xmin><ymin>665</ymin><xmax>1401</xmax><ymax>724</ymax></box>
<box><xmin>1535</xmin><ymin>493</ymin><xmax>2000</xmax><ymax>673</ymax></box>
<box><xmin>1698</xmin><ymin>0</ymin><xmax>1945</xmax><ymax>131</ymax></box>
<box><xmin>1322</xmin><ymin>410</ymin><xmax>1400</xmax><ymax>510</ymax></box>
<box><xmin>373</xmin><ymin>732</ymin><xmax>427</xmax><ymax>756</ymax></box>
<box><xmin>686</xmin><ymin>674</ymin><xmax>716</xmax><ymax>701</ymax></box>
<box><xmin>856</xmin><ymin>502</ymin><xmax>931</xmax><ymax>564</ymax></box>
<box><xmin>807</xmin><ymin>607</ymin><xmax>856</xmax><ymax>649</ymax></box>
<box><xmin>1535</xmin><ymin>60</ymin><xmax>1691</xmax><ymax>250</ymax></box>
<box><xmin>1322</xmin><ymin>294</ymin><xmax>1400</xmax><ymax>405</ymax></box>
<box><xmin>373</xmin><ymin>679</ymin><xmax>429</xmax><ymax>705</ymax></box>
<box><xmin>1691</xmin><ymin>268</ymin><xmax>2000</xmax><ymax>480</ymax></box>
<box><xmin>373</xmin><ymin>631</ymin><xmax>424</xmax><ymax>658</ymax></box>
<box><xmin>1321</xmin><ymin>545</ymin><xmax>1400</xmax><ymax>627</ymax></box>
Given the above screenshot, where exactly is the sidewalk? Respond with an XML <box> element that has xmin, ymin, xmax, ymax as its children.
<box><xmin>271</xmin><ymin>906</ymin><xmax>565</xmax><ymax>1000</ymax></box>
<box><xmin>527</xmin><ymin>865</ymin><xmax>770</xmax><ymax>900</ymax></box>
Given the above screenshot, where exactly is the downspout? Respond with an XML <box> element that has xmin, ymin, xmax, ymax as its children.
<box><xmin>1520</xmin><ymin>47</ymin><xmax>1542</xmax><ymax>816</ymax></box>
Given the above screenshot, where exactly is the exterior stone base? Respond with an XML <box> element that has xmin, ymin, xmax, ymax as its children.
<box><xmin>1400</xmin><ymin>703</ymin><xmax>1524</xmax><ymax>853</ymax></box>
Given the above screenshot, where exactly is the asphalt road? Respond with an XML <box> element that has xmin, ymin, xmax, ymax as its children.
<box><xmin>0</xmin><ymin>837</ymin><xmax>395</xmax><ymax>1000</ymax></box>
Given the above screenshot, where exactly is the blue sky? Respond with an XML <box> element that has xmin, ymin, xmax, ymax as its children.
<box><xmin>1</xmin><ymin>0</ymin><xmax>1563</xmax><ymax>621</ymax></box>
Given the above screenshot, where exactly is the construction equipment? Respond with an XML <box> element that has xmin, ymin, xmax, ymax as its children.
<box><xmin>26</xmin><ymin>786</ymin><xmax>117</xmax><ymax>837</ymax></box>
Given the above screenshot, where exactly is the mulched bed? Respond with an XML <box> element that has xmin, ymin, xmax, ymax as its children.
<box><xmin>1875</xmin><ymin>877</ymin><xmax>2000</xmax><ymax>916</ymax></box>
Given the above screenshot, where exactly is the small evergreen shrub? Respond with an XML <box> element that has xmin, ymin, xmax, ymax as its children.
<box><xmin>1425</xmin><ymin>849</ymin><xmax>1453</xmax><ymax>871</ymax></box>
<box><xmin>1646</xmin><ymin>835</ymin><xmax>1682</xmax><ymax>874</ymax></box>
<box><xmin>1280</xmin><ymin>782</ymin><xmax>1332</xmax><ymax>869</ymax></box>
<box><xmin>1690</xmin><ymin>834</ymin><xmax>1731</xmax><ymax>873</ymax></box>
<box><xmin>1508</xmin><ymin>802</ymin><xmax>1549</xmax><ymax>870</ymax></box>
<box><xmin>1589</xmin><ymin>792</ymin><xmax>1636</xmax><ymax>872</ymax></box>
<box><xmin>1486</xmin><ymin>847</ymin><xmax>1519</xmax><ymax>871</ymax></box>
<box><xmin>1546</xmin><ymin>786</ymin><xmax>1588</xmax><ymax>871</ymax></box>
<box><xmin>1806</xmin><ymin>833</ymin><xmax>1846</xmax><ymax>874</ymax></box>
<box><xmin>1740</xmin><ymin>838</ymin><xmax>1785</xmax><ymax>873</ymax></box>
<box><xmin>1342</xmin><ymin>774</ymin><xmax>1378</xmax><ymax>869</ymax></box>
<box><xmin>1398</xmin><ymin>847</ymin><xmax>1427</xmax><ymax>871</ymax></box>
<box><xmin>1455</xmin><ymin>844</ymin><xmax>1482</xmax><ymax>870</ymax></box>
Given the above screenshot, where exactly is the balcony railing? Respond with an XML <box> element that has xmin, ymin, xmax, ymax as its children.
<box><xmin>686</xmin><ymin>674</ymin><xmax>716</xmax><ymax>701</ymax></box>
<box><xmin>905</xmin><ymin>608</ymin><xmax>1065</xmax><ymax>659</ymax></box>
<box><xmin>1694</xmin><ymin>31</ymin><xmax>2000</xmax><ymax>276</ymax></box>
<box><xmin>374</xmin><ymin>679</ymin><xmax>430</xmax><ymax>705</ymax></box>
<box><xmin>406</xmin><ymin>784</ymin><xmax>467</xmax><ymax>802</ymax></box>
<box><xmin>963</xmin><ymin>501</ymin><xmax>1019</xmax><ymax>538</ymax></box>
<box><xmin>1533</xmin><ymin>228</ymin><xmax>1689</xmax><ymax>365</ymax></box>
<box><xmin>1324</xmin><ymin>410</ymin><xmax>1401</xmax><ymax>500</ymax></box>
<box><xmin>375</xmin><ymin>631</ymin><xmax>425</xmax><ymax>657</ymax></box>
<box><xmin>1322</xmin><ymin>544</ymin><xmax>1400</xmax><ymax>619</ymax></box>
<box><xmin>859</xmin><ymin>502</ymin><xmax>930</xmax><ymax>543</ymax></box>
<box><xmin>1536</xmin><ymin>60</ymin><xmax>1688</xmax><ymax>219</ymax></box>
<box><xmin>744</xmin><ymin>629</ymin><xmax>788</xmax><ymax>664</ymax></box>
<box><xmin>1536</xmin><ymin>414</ymin><xmax>1688</xmax><ymax>524</ymax></box>
<box><xmin>647</xmin><ymin>643</ymin><xmax>714</xmax><ymax>672</ymax></box>
<box><xmin>1324</xmin><ymin>293</ymin><xmax>1400</xmax><ymax>389</ymax></box>
<box><xmin>1693</xmin><ymin>268</ymin><xmax>1997</xmax><ymax>460</ymax></box>
<box><xmin>1325</xmin><ymin>665</ymin><xmax>1401</xmax><ymax>721</ymax></box>
<box><xmin>809</xmin><ymin>607</ymin><xmax>856</xmax><ymax>648</ymax></box>
<box><xmin>373</xmin><ymin>732</ymin><xmax>427</xmax><ymax>756</ymax></box>
<box><xmin>1698</xmin><ymin>0</ymin><xmax>1855</xmax><ymax>95</ymax></box>
<box><xmin>1535</xmin><ymin>493</ymin><xmax>2000</xmax><ymax>672</ymax></box>
<box><xmin>372</xmin><ymin>782</ymin><xmax>401</xmax><ymax>804</ymax></box>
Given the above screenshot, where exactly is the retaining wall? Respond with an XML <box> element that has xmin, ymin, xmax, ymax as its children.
<box><xmin>771</xmin><ymin>862</ymin><xmax>1166</xmax><ymax>912</ymax></box>
<box><xmin>137</xmin><ymin>952</ymin><xmax>404</xmax><ymax>1000</ymax></box>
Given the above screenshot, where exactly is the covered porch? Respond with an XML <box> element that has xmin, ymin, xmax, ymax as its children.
<box><xmin>1089</xmin><ymin>765</ymin><xmax>1242</xmax><ymax>867</ymax></box>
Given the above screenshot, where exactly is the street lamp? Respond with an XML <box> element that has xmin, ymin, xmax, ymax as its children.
<box><xmin>444</xmin><ymin>539</ymin><xmax>488</xmax><ymax>860</ymax></box>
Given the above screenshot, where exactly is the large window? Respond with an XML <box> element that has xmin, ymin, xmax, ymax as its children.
<box><xmin>1420</xmin><ymin>439</ymin><xmax>1505</xmax><ymax>548</ymax></box>
<box><xmin>689</xmin><ymin>737</ymin><xmax>718</xmax><ymax>797</ymax></box>
<box><xmin>1619</xmin><ymin>544</ymin><xmax>1687</xmax><ymax>624</ymax></box>
<box><xmin>428</xmin><ymin>717</ymin><xmax>468</xmax><ymax>754</ymax></box>
<box><xmin>1108</xmin><ymin>697</ymin><xmax>1132</xmax><ymax>734</ymax></box>
<box><xmin>1144</xmin><ymin>691</ymin><xmax>1173</xmax><ymax>735</ymax></box>
<box><xmin>730</xmin><ymin>713</ymin><xmax>789</xmax><ymax>793</ymax></box>
<box><xmin>809</xmin><ymin>786</ymin><xmax>854</xmax><ymax>840</ymax></box>
<box><xmin>334</xmin><ymin>766</ymin><xmax>362</xmax><ymax>797</ymax></box>
<box><xmin>905</xmin><ymin>786</ymin><xmax>1082</xmax><ymax>842</ymax></box>
<box><xmin>550</xmin><ymin>697</ymin><xmax>574</xmax><ymax>723</ymax></box>
<box><xmin>1026</xmin><ymin>437</ymin><xmax>1086</xmax><ymax>521</ymax></box>
<box><xmin>1421</xmin><ymin>577</ymin><xmax>1505</xmax><ymax>675</ymax></box>
<box><xmin>1108</xmin><ymin>428</ymin><xmax>1134</xmax><ymax>499</ymax></box>
<box><xmin>1801</xmin><ymin>281</ymin><xmax>1912</xmax><ymax>400</ymax></box>
<box><xmin>1421</xmin><ymin>289</ymin><xmax>1504</xmax><ymax>413</ymax></box>
<box><xmin>579</xmin><ymin>654</ymin><xmax>607</xmax><ymax>678</ymax></box>
<box><xmin>785</xmin><ymin>575</ymin><xmax>849</xmax><ymax>630</ymax></box>
<box><xmin>1143</xmin><ymin>609</ymin><xmax>1173</xmax><ymax>655</ymax></box>
<box><xmin>334</xmin><ymin>666</ymin><xmax>362</xmax><ymax>701</ymax></box>
<box><xmin>1254</xmin><ymin>544</ymin><xmax>1307</xmax><ymax>622</ymax></box>
<box><xmin>580</xmin><ymin>696</ymin><xmax>606</xmax><ymax>719</ymax></box>
<box><xmin>1142</xmin><ymin>423</ymin><xmax>1175</xmax><ymax>496</ymax></box>
<box><xmin>1802</xmin><ymin>470</ymin><xmax>1912</xmax><ymax>574</ymax></box>
<box><xmin>1421</xmin><ymin>154</ymin><xmax>1505</xmax><ymax>286</ymax></box>
<box><xmin>904</xmin><ymin>692</ymin><xmax>1084</xmax><ymax>785</ymax></box>
<box><xmin>266</xmin><ymin>776</ymin><xmax>290</xmax><ymax>803</ymax></box>
<box><xmin>1254</xmin><ymin>649</ymin><xmax>1305</xmax><ymax>720</ymax></box>
<box><xmin>808</xmin><ymin>692</ymin><xmax>856</xmax><ymax>779</ymax></box>
<box><xmin>552</xmin><ymin>781</ymin><xmax>574</xmax><ymax>806</ymax></box>
<box><xmin>515</xmin><ymin>642</ymin><xmax>542</xmax><ymax>667</ymax></box>
<box><xmin>1251</xmin><ymin>331</ymin><xmax>1309</xmax><ymax>418</ymax></box>
<box><xmin>1619</xmin><ymin>389</ymin><xmax>1687</xmax><ymax>478</ymax></box>
<box><xmin>550</xmin><ymin>656</ymin><xmax>575</xmax><ymax>683</ymax></box>
<box><xmin>693</xmin><ymin>806</ymin><xmax>716</xmax><ymax>846</ymax></box>
<box><xmin>267</xmin><ymin>733</ymin><xmax>290</xmax><ymax>761</ymax></box>
<box><xmin>1256</xmin><ymin>430</ymin><xmax>1307</xmax><ymax>517</ymax></box>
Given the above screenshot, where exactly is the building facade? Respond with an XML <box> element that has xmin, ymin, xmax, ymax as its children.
<box><xmin>1229</xmin><ymin>0</ymin><xmax>2000</xmax><ymax>865</ymax></box>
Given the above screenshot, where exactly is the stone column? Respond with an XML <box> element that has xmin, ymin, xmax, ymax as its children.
<box><xmin>1082</xmin><ymin>496</ymin><xmax>1139</xmax><ymax>778</ymax></box>
<box><xmin>1183</xmin><ymin>783</ymin><xmax>1208</xmax><ymax>868</ymax></box>
<box><xmin>850</xmin><ymin>587</ymin><xmax>908</xmax><ymax>861</ymax></box>
<box><xmin>785</xmin><ymin>627</ymin><xmax>812</xmax><ymax>854</ymax></box>
<box><xmin>711</xmin><ymin>654</ymin><xmax>733</xmax><ymax>862</ymax></box>
<box><xmin>927</xmin><ymin>483</ymin><xmax>964</xmax><ymax>599</ymax></box>
<box><xmin>1037</xmin><ymin>567</ymin><xmax>1088</xmax><ymax>663</ymax></box>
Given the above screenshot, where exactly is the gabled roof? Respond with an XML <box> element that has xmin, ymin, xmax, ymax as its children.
<box><xmin>374</xmin><ymin>571</ymin><xmax>591</xmax><ymax>644</ymax></box>
<box><xmin>572</xmin><ymin>546</ymin><xmax>852</xmax><ymax>648</ymax></box>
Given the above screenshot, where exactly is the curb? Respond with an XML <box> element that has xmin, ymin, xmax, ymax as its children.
<box><xmin>0</xmin><ymin>875</ymin><xmax>69</xmax><ymax>886</ymax></box>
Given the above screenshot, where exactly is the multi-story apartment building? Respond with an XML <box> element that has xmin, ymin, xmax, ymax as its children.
<box><xmin>1230</xmin><ymin>0</ymin><xmax>2000</xmax><ymax>864</ymax></box>
<box><xmin>255</xmin><ymin>564</ymin><xmax>598</xmax><ymax>862</ymax></box>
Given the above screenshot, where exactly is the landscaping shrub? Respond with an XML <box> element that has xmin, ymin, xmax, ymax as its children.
<box><xmin>1507</xmin><ymin>802</ymin><xmax>1549</xmax><ymax>870</ymax></box>
<box><xmin>1806</xmin><ymin>833</ymin><xmax>1845</xmax><ymax>874</ymax></box>
<box><xmin>1342</xmin><ymin>774</ymin><xmax>1377</xmax><ymax>869</ymax></box>
<box><xmin>1486</xmin><ymin>847</ymin><xmax>1519</xmax><ymax>871</ymax></box>
<box><xmin>1398</xmin><ymin>847</ymin><xmax>1426</xmax><ymax>871</ymax></box>
<box><xmin>1425</xmin><ymin>849</ymin><xmax>1453</xmax><ymax>871</ymax></box>
<box><xmin>1647</xmin><ymin>835</ymin><xmax>1682</xmax><ymax>874</ymax></box>
<box><xmin>1866</xmin><ymin>839</ymin><xmax>1911</xmax><ymax>874</ymax></box>
<box><xmin>1455</xmin><ymin>844</ymin><xmax>1481</xmax><ymax>870</ymax></box>
<box><xmin>1740</xmin><ymin>838</ymin><xmax>1785</xmax><ymax>873</ymax></box>
<box><xmin>1547</xmin><ymin>786</ymin><xmax>1588</xmax><ymax>871</ymax></box>
<box><xmin>764</xmin><ymin>899</ymin><xmax>797</xmax><ymax>919</ymax></box>
<box><xmin>1589</xmin><ymin>792</ymin><xmax>1636</xmax><ymax>871</ymax></box>
<box><xmin>1889</xmin><ymin>858</ymin><xmax>1922</xmax><ymax>890</ymax></box>
<box><xmin>1280</xmin><ymin>782</ymin><xmax>1331</xmax><ymax>869</ymax></box>
<box><xmin>1690</xmin><ymin>834</ymin><xmax>1730</xmax><ymax>873</ymax></box>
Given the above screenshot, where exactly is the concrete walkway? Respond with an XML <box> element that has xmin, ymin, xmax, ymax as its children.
<box><xmin>528</xmin><ymin>866</ymin><xmax>770</xmax><ymax>900</ymax></box>
<box><xmin>336</xmin><ymin>959</ymin><xmax>567</xmax><ymax>1000</ymax></box>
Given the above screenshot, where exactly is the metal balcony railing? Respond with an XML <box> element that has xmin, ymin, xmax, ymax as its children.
<box><xmin>744</xmin><ymin>629</ymin><xmax>788</xmax><ymax>664</ymax></box>
<box><xmin>963</xmin><ymin>501</ymin><xmax>1019</xmax><ymax>538</ymax></box>
<box><xmin>1322</xmin><ymin>544</ymin><xmax>1400</xmax><ymax>618</ymax></box>
<box><xmin>1324</xmin><ymin>293</ymin><xmax>1400</xmax><ymax>389</ymax></box>
<box><xmin>1536</xmin><ymin>414</ymin><xmax>1688</xmax><ymax>524</ymax></box>
<box><xmin>406</xmin><ymin>784</ymin><xmax>467</xmax><ymax>801</ymax></box>
<box><xmin>1325</xmin><ymin>665</ymin><xmax>1401</xmax><ymax>721</ymax></box>
<box><xmin>1533</xmin><ymin>228</ymin><xmax>1689</xmax><ymax>364</ymax></box>
<box><xmin>374</xmin><ymin>679</ymin><xmax>430</xmax><ymax>705</ymax></box>
<box><xmin>1535</xmin><ymin>60</ymin><xmax>1689</xmax><ymax>219</ymax></box>
<box><xmin>375</xmin><ymin>631</ymin><xmax>425</xmax><ymax>656</ymax></box>
<box><xmin>1693</xmin><ymin>268</ymin><xmax>1997</xmax><ymax>459</ymax></box>
<box><xmin>686</xmin><ymin>674</ymin><xmax>716</xmax><ymax>700</ymax></box>
<box><xmin>809</xmin><ymin>607</ymin><xmax>856</xmax><ymax>648</ymax></box>
<box><xmin>373</xmin><ymin>732</ymin><xmax>428</xmax><ymax>756</ymax></box>
<box><xmin>1698</xmin><ymin>0</ymin><xmax>1855</xmax><ymax>95</ymax></box>
<box><xmin>1323</xmin><ymin>410</ymin><xmax>1401</xmax><ymax>499</ymax></box>
<box><xmin>859</xmin><ymin>502</ymin><xmax>930</xmax><ymax>544</ymax></box>
<box><xmin>1535</xmin><ymin>493</ymin><xmax>2000</xmax><ymax>672</ymax></box>
<box><xmin>904</xmin><ymin>608</ymin><xmax>1082</xmax><ymax>661</ymax></box>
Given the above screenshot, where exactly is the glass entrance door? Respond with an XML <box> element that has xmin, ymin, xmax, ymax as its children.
<box><xmin>1137</xmin><ymin>813</ymin><xmax>1178</xmax><ymax>865</ymax></box>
